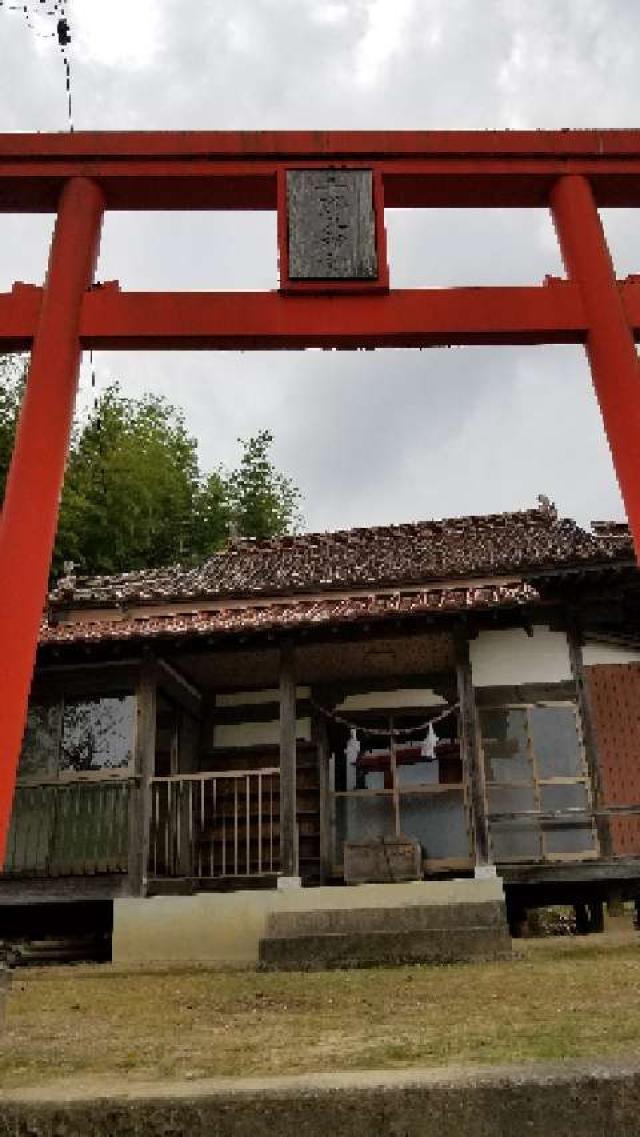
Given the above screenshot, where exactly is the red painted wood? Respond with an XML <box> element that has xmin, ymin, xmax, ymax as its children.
<box><xmin>3</xmin><ymin>130</ymin><xmax>640</xmax><ymax>210</ymax></box>
<box><xmin>0</xmin><ymin>177</ymin><xmax>104</xmax><ymax>864</ymax></box>
<box><xmin>551</xmin><ymin>174</ymin><xmax>640</xmax><ymax>560</ymax></box>
<box><xmin>585</xmin><ymin>664</ymin><xmax>640</xmax><ymax>856</ymax></box>
<box><xmin>0</xmin><ymin>282</ymin><xmax>592</xmax><ymax>349</ymax></box>
<box><xmin>2</xmin><ymin>131</ymin><xmax>640</xmax><ymax>860</ymax></box>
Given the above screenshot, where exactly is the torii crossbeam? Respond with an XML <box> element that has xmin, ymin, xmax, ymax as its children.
<box><xmin>1</xmin><ymin>128</ymin><xmax>640</xmax><ymax>859</ymax></box>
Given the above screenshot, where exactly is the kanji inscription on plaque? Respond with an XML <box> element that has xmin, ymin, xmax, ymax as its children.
<box><xmin>286</xmin><ymin>169</ymin><xmax>378</xmax><ymax>280</ymax></box>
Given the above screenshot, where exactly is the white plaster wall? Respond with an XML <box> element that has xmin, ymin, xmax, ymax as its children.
<box><xmin>113</xmin><ymin>878</ymin><xmax>505</xmax><ymax>966</ymax></box>
<box><xmin>337</xmin><ymin>688</ymin><xmax>447</xmax><ymax>712</ymax></box>
<box><xmin>214</xmin><ymin>717</ymin><xmax>311</xmax><ymax>749</ymax></box>
<box><xmin>470</xmin><ymin>626</ymin><xmax>572</xmax><ymax>688</ymax></box>
<box><xmin>582</xmin><ymin>643</ymin><xmax>640</xmax><ymax>666</ymax></box>
<box><xmin>213</xmin><ymin>686</ymin><xmax>312</xmax><ymax>748</ymax></box>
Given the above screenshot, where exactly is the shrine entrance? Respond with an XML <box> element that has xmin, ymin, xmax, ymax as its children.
<box><xmin>1</xmin><ymin>128</ymin><xmax>640</xmax><ymax>863</ymax></box>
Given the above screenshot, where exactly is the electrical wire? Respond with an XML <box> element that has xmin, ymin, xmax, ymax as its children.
<box><xmin>0</xmin><ymin>0</ymin><xmax>74</xmax><ymax>130</ymax></box>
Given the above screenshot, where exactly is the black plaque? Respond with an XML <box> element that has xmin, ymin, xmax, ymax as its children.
<box><xmin>286</xmin><ymin>169</ymin><xmax>378</xmax><ymax>280</ymax></box>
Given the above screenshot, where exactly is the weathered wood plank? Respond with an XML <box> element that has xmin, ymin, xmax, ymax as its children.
<box><xmin>500</xmin><ymin>856</ymin><xmax>640</xmax><ymax>885</ymax></box>
<box><xmin>0</xmin><ymin>873</ymin><xmax>132</xmax><ymax>903</ymax></box>
<box><xmin>455</xmin><ymin>629</ymin><xmax>490</xmax><ymax>867</ymax></box>
<box><xmin>567</xmin><ymin>627</ymin><xmax>613</xmax><ymax>857</ymax></box>
<box><xmin>311</xmin><ymin>711</ymin><xmax>331</xmax><ymax>885</ymax></box>
<box><xmin>279</xmin><ymin>643</ymin><xmax>298</xmax><ymax>878</ymax></box>
<box><xmin>30</xmin><ymin>662</ymin><xmax>141</xmax><ymax>700</ymax></box>
<box><xmin>475</xmin><ymin>681</ymin><xmax>576</xmax><ymax>706</ymax></box>
<box><xmin>287</xmin><ymin>169</ymin><xmax>378</xmax><ymax>280</ymax></box>
<box><xmin>128</xmin><ymin>655</ymin><xmax>157</xmax><ymax>896</ymax></box>
<box><xmin>157</xmin><ymin>658</ymin><xmax>202</xmax><ymax>719</ymax></box>
<box><xmin>213</xmin><ymin>700</ymin><xmax>312</xmax><ymax>726</ymax></box>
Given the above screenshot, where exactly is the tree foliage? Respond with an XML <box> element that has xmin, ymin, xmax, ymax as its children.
<box><xmin>226</xmin><ymin>429</ymin><xmax>302</xmax><ymax>542</ymax></box>
<box><xmin>0</xmin><ymin>360</ymin><xmax>303</xmax><ymax>578</ymax></box>
<box><xmin>0</xmin><ymin>355</ymin><xmax>25</xmax><ymax>495</ymax></box>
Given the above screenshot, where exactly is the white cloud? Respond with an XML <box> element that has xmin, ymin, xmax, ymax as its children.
<box><xmin>354</xmin><ymin>0</ymin><xmax>416</xmax><ymax>86</ymax></box>
<box><xmin>0</xmin><ymin>0</ymin><xmax>636</xmax><ymax>530</ymax></box>
<box><xmin>71</xmin><ymin>0</ymin><xmax>164</xmax><ymax>68</ymax></box>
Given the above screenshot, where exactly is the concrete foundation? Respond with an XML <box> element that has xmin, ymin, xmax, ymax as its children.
<box><xmin>113</xmin><ymin>878</ymin><xmax>508</xmax><ymax>968</ymax></box>
<box><xmin>259</xmin><ymin>893</ymin><xmax>510</xmax><ymax>969</ymax></box>
<box><xmin>2</xmin><ymin>1060</ymin><xmax>640</xmax><ymax>1137</ymax></box>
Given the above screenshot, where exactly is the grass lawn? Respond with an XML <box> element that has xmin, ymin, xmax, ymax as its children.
<box><xmin>1</xmin><ymin>924</ymin><xmax>639</xmax><ymax>1088</ymax></box>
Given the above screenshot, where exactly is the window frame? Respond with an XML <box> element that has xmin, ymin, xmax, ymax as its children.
<box><xmin>480</xmin><ymin>700</ymin><xmax>599</xmax><ymax>864</ymax></box>
<box><xmin>17</xmin><ymin>690</ymin><xmax>137</xmax><ymax>785</ymax></box>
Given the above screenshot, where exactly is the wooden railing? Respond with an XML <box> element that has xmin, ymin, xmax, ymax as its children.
<box><xmin>3</xmin><ymin>779</ymin><xmax>129</xmax><ymax>876</ymax></box>
<box><xmin>149</xmin><ymin>769</ymin><xmax>280</xmax><ymax>880</ymax></box>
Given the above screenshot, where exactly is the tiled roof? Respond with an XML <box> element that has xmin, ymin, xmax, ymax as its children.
<box><xmin>48</xmin><ymin>502</ymin><xmax>633</xmax><ymax>609</ymax></box>
<box><xmin>42</xmin><ymin>582</ymin><xmax>541</xmax><ymax>646</ymax></box>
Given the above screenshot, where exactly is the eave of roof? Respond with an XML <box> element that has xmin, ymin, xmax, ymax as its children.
<box><xmin>40</xmin><ymin>582</ymin><xmax>541</xmax><ymax>647</ymax></box>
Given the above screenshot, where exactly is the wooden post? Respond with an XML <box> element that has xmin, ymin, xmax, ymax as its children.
<box><xmin>0</xmin><ymin>177</ymin><xmax>105</xmax><ymax>864</ymax></box>
<box><xmin>128</xmin><ymin>655</ymin><xmax>157</xmax><ymax>895</ymax></box>
<box><xmin>279</xmin><ymin>642</ymin><xmax>299</xmax><ymax>880</ymax></box>
<box><xmin>567</xmin><ymin>624</ymin><xmax>613</xmax><ymax>858</ymax></box>
<box><xmin>177</xmin><ymin>712</ymin><xmax>200</xmax><ymax>878</ymax></box>
<box><xmin>312</xmin><ymin>709</ymin><xmax>331</xmax><ymax>884</ymax></box>
<box><xmin>455</xmin><ymin>628</ymin><xmax>491</xmax><ymax>867</ymax></box>
<box><xmin>389</xmin><ymin>716</ymin><xmax>401</xmax><ymax>837</ymax></box>
<box><xmin>550</xmin><ymin>174</ymin><xmax>640</xmax><ymax>559</ymax></box>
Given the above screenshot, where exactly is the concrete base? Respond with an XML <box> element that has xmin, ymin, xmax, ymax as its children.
<box><xmin>3</xmin><ymin>1060</ymin><xmax>640</xmax><ymax>1137</ymax></box>
<box><xmin>113</xmin><ymin>878</ymin><xmax>509</xmax><ymax>969</ymax></box>
<box><xmin>277</xmin><ymin>876</ymin><xmax>302</xmax><ymax>891</ymax></box>
<box><xmin>475</xmin><ymin>864</ymin><xmax>499</xmax><ymax>880</ymax></box>
<box><xmin>259</xmin><ymin>926</ymin><xmax>510</xmax><ymax>970</ymax></box>
<box><xmin>259</xmin><ymin>891</ymin><xmax>510</xmax><ymax>970</ymax></box>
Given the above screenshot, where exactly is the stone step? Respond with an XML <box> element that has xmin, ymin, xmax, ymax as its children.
<box><xmin>264</xmin><ymin>899</ymin><xmax>507</xmax><ymax>938</ymax></box>
<box><xmin>259</xmin><ymin>925</ymin><xmax>512</xmax><ymax>970</ymax></box>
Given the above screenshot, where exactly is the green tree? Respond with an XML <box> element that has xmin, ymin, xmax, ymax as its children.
<box><xmin>0</xmin><ymin>355</ymin><xmax>26</xmax><ymax>500</ymax></box>
<box><xmin>55</xmin><ymin>385</ymin><xmax>204</xmax><ymax>576</ymax></box>
<box><xmin>225</xmin><ymin>429</ymin><xmax>302</xmax><ymax>541</ymax></box>
<box><xmin>1</xmin><ymin>369</ymin><xmax>304</xmax><ymax>576</ymax></box>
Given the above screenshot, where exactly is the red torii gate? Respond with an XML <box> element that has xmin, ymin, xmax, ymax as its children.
<box><xmin>1</xmin><ymin>129</ymin><xmax>640</xmax><ymax>860</ymax></box>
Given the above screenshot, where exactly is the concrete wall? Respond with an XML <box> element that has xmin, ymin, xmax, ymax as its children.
<box><xmin>583</xmin><ymin>643</ymin><xmax>640</xmax><ymax>665</ymax></box>
<box><xmin>4</xmin><ymin>1060</ymin><xmax>640</xmax><ymax>1137</ymax></box>
<box><xmin>470</xmin><ymin>625</ymin><xmax>572</xmax><ymax>687</ymax></box>
<box><xmin>337</xmin><ymin>688</ymin><xmax>447</xmax><ymax>711</ymax></box>
<box><xmin>113</xmin><ymin>878</ymin><xmax>504</xmax><ymax>967</ymax></box>
<box><xmin>213</xmin><ymin>686</ymin><xmax>311</xmax><ymax>749</ymax></box>
<box><xmin>214</xmin><ymin>718</ymin><xmax>311</xmax><ymax>748</ymax></box>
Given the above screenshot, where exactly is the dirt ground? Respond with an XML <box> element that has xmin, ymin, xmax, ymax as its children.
<box><xmin>0</xmin><ymin>919</ymin><xmax>639</xmax><ymax>1089</ymax></box>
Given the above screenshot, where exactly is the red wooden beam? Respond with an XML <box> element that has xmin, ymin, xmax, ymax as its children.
<box><xmin>0</xmin><ymin>281</ymin><xmax>590</xmax><ymax>349</ymax></box>
<box><xmin>0</xmin><ymin>178</ymin><xmax>104</xmax><ymax>863</ymax></box>
<box><xmin>77</xmin><ymin>282</ymin><xmax>584</xmax><ymax>350</ymax></box>
<box><xmin>552</xmin><ymin>175</ymin><xmax>640</xmax><ymax>557</ymax></box>
<box><xmin>3</xmin><ymin>130</ymin><xmax>640</xmax><ymax>210</ymax></box>
<box><xmin>6</xmin><ymin>278</ymin><xmax>640</xmax><ymax>350</ymax></box>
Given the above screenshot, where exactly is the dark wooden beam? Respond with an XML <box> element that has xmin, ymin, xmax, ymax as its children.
<box><xmin>567</xmin><ymin>624</ymin><xmax>613</xmax><ymax>858</ymax></box>
<box><xmin>279</xmin><ymin>642</ymin><xmax>299</xmax><ymax>879</ymax></box>
<box><xmin>312</xmin><ymin>710</ymin><xmax>331</xmax><ymax>885</ymax></box>
<box><xmin>454</xmin><ymin>628</ymin><xmax>490</xmax><ymax>867</ymax></box>
<box><xmin>0</xmin><ymin>874</ymin><xmax>132</xmax><ymax>904</ymax></box>
<box><xmin>157</xmin><ymin>658</ymin><xmax>202</xmax><ymax>719</ymax></box>
<box><xmin>213</xmin><ymin>699</ymin><xmax>311</xmax><ymax>726</ymax></box>
<box><xmin>474</xmin><ymin>680</ymin><xmax>576</xmax><ymax>706</ymax></box>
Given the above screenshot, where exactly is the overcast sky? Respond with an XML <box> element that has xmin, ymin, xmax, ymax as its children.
<box><xmin>1</xmin><ymin>0</ymin><xmax>639</xmax><ymax>533</ymax></box>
